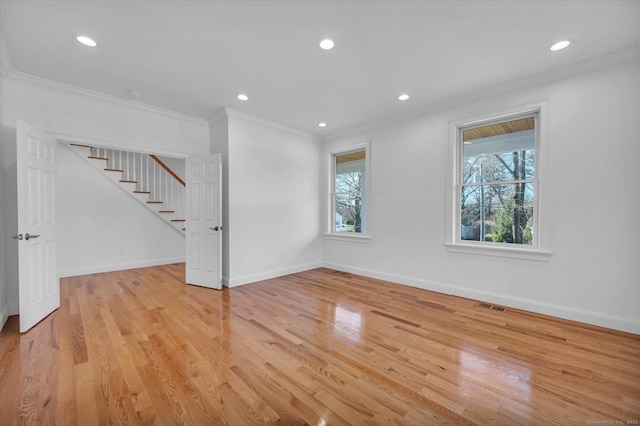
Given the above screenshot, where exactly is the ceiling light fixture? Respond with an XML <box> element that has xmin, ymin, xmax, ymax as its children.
<box><xmin>398</xmin><ymin>94</ymin><xmax>410</xmax><ymax>101</ymax></box>
<box><xmin>237</xmin><ymin>94</ymin><xmax>248</xmax><ymax>101</ymax></box>
<box><xmin>550</xmin><ymin>40</ymin><xmax>571</xmax><ymax>51</ymax></box>
<box><xmin>319</xmin><ymin>39</ymin><xmax>334</xmax><ymax>50</ymax></box>
<box><xmin>76</xmin><ymin>35</ymin><xmax>97</xmax><ymax>47</ymax></box>
<box><xmin>127</xmin><ymin>89</ymin><xmax>141</xmax><ymax>98</ymax></box>
<box><xmin>318</xmin><ymin>122</ymin><xmax>327</xmax><ymax>127</ymax></box>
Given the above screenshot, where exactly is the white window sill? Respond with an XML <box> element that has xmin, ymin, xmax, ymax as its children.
<box><xmin>324</xmin><ymin>233</ymin><xmax>371</xmax><ymax>243</ymax></box>
<box><xmin>445</xmin><ymin>242</ymin><xmax>551</xmax><ymax>261</ymax></box>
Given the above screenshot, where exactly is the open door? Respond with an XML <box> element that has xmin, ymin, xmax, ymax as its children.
<box><xmin>185</xmin><ymin>154</ymin><xmax>222</xmax><ymax>289</ymax></box>
<box><xmin>16</xmin><ymin>120</ymin><xmax>59</xmax><ymax>333</ymax></box>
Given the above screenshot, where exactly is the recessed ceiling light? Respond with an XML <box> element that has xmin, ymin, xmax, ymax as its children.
<box><xmin>398</xmin><ymin>94</ymin><xmax>410</xmax><ymax>101</ymax></box>
<box><xmin>319</xmin><ymin>39</ymin><xmax>334</xmax><ymax>50</ymax></box>
<box><xmin>76</xmin><ymin>35</ymin><xmax>97</xmax><ymax>47</ymax></box>
<box><xmin>550</xmin><ymin>40</ymin><xmax>571</xmax><ymax>51</ymax></box>
<box><xmin>237</xmin><ymin>94</ymin><xmax>248</xmax><ymax>101</ymax></box>
<box><xmin>318</xmin><ymin>122</ymin><xmax>327</xmax><ymax>127</ymax></box>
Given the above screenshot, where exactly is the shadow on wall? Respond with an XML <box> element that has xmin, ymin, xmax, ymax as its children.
<box><xmin>1</xmin><ymin>124</ymin><xmax>19</xmax><ymax>308</ymax></box>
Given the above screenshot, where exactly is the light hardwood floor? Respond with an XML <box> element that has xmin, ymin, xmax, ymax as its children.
<box><xmin>1</xmin><ymin>264</ymin><xmax>639</xmax><ymax>425</ymax></box>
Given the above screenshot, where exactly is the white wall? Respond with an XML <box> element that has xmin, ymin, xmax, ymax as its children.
<box><xmin>56</xmin><ymin>145</ymin><xmax>185</xmax><ymax>276</ymax></box>
<box><xmin>225</xmin><ymin>110</ymin><xmax>323</xmax><ymax>286</ymax></box>
<box><xmin>5</xmin><ymin>73</ymin><xmax>209</xmax><ymax>156</ymax></box>
<box><xmin>156</xmin><ymin>155</ymin><xmax>185</xmax><ymax>181</ymax></box>
<box><xmin>0</xmin><ymin>72</ymin><xmax>209</xmax><ymax>314</ymax></box>
<box><xmin>322</xmin><ymin>60</ymin><xmax>640</xmax><ymax>334</ymax></box>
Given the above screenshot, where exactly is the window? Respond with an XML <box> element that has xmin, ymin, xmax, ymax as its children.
<box><xmin>447</xmin><ymin>102</ymin><xmax>551</xmax><ymax>260</ymax></box>
<box><xmin>461</xmin><ymin>114</ymin><xmax>536</xmax><ymax>245</ymax></box>
<box><xmin>327</xmin><ymin>142</ymin><xmax>370</xmax><ymax>238</ymax></box>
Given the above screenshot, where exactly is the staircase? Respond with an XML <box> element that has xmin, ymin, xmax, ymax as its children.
<box><xmin>66</xmin><ymin>143</ymin><xmax>186</xmax><ymax>234</ymax></box>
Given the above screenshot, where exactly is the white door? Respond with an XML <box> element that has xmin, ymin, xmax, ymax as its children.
<box><xmin>185</xmin><ymin>154</ymin><xmax>222</xmax><ymax>289</ymax></box>
<box><xmin>16</xmin><ymin>120</ymin><xmax>59</xmax><ymax>333</ymax></box>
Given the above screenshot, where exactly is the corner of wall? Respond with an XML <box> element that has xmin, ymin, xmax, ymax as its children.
<box><xmin>0</xmin><ymin>35</ymin><xmax>15</xmax><ymax>79</ymax></box>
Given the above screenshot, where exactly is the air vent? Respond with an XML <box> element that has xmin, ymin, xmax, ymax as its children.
<box><xmin>478</xmin><ymin>302</ymin><xmax>507</xmax><ymax>312</ymax></box>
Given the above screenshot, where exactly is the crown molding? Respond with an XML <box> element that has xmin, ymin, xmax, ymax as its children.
<box><xmin>0</xmin><ymin>36</ymin><xmax>15</xmax><ymax>78</ymax></box>
<box><xmin>324</xmin><ymin>46</ymin><xmax>640</xmax><ymax>142</ymax></box>
<box><xmin>224</xmin><ymin>108</ymin><xmax>321</xmax><ymax>142</ymax></box>
<box><xmin>8</xmin><ymin>71</ymin><xmax>208</xmax><ymax>126</ymax></box>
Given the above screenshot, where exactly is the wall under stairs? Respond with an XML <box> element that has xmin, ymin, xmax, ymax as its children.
<box><xmin>56</xmin><ymin>144</ymin><xmax>186</xmax><ymax>277</ymax></box>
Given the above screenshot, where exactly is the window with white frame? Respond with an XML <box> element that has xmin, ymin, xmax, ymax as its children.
<box><xmin>447</xmin><ymin>104</ymin><xmax>551</xmax><ymax>259</ymax></box>
<box><xmin>459</xmin><ymin>113</ymin><xmax>537</xmax><ymax>245</ymax></box>
<box><xmin>328</xmin><ymin>143</ymin><xmax>370</xmax><ymax>237</ymax></box>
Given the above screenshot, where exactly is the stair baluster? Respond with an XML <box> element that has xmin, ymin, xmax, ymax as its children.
<box><xmin>66</xmin><ymin>143</ymin><xmax>185</xmax><ymax>234</ymax></box>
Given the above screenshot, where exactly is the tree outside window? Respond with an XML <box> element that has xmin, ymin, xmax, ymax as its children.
<box><xmin>334</xmin><ymin>150</ymin><xmax>366</xmax><ymax>233</ymax></box>
<box><xmin>460</xmin><ymin>115</ymin><xmax>536</xmax><ymax>245</ymax></box>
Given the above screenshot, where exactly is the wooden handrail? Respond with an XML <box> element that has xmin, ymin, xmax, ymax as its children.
<box><xmin>150</xmin><ymin>155</ymin><xmax>186</xmax><ymax>186</ymax></box>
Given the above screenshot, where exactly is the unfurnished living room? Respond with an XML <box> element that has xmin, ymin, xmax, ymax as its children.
<box><xmin>0</xmin><ymin>1</ymin><xmax>639</xmax><ymax>424</ymax></box>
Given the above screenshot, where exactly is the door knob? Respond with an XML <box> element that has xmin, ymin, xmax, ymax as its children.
<box><xmin>210</xmin><ymin>226</ymin><xmax>219</xmax><ymax>231</ymax></box>
<box><xmin>25</xmin><ymin>233</ymin><xmax>41</xmax><ymax>240</ymax></box>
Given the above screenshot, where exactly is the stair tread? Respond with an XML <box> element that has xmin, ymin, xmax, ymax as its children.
<box><xmin>147</xmin><ymin>201</ymin><xmax>163</xmax><ymax>204</ymax></box>
<box><xmin>171</xmin><ymin>219</ymin><xmax>186</xmax><ymax>222</ymax></box>
<box><xmin>70</xmin><ymin>143</ymin><xmax>93</xmax><ymax>148</ymax></box>
<box><xmin>88</xmin><ymin>156</ymin><xmax>109</xmax><ymax>160</ymax></box>
<box><xmin>105</xmin><ymin>168</ymin><xmax>124</xmax><ymax>172</ymax></box>
<box><xmin>133</xmin><ymin>190</ymin><xmax>151</xmax><ymax>194</ymax></box>
<box><xmin>119</xmin><ymin>180</ymin><xmax>138</xmax><ymax>183</ymax></box>
<box><xmin>159</xmin><ymin>210</ymin><xmax>175</xmax><ymax>213</ymax></box>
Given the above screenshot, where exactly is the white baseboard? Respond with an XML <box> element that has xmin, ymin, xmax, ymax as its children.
<box><xmin>59</xmin><ymin>257</ymin><xmax>186</xmax><ymax>278</ymax></box>
<box><xmin>227</xmin><ymin>262</ymin><xmax>323</xmax><ymax>287</ymax></box>
<box><xmin>0</xmin><ymin>303</ymin><xmax>19</xmax><ymax>332</ymax></box>
<box><xmin>0</xmin><ymin>304</ymin><xmax>8</xmax><ymax>332</ymax></box>
<box><xmin>323</xmin><ymin>261</ymin><xmax>640</xmax><ymax>335</ymax></box>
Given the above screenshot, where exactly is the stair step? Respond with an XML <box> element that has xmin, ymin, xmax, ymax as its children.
<box><xmin>70</xmin><ymin>143</ymin><xmax>93</xmax><ymax>148</ymax></box>
<box><xmin>119</xmin><ymin>180</ymin><xmax>138</xmax><ymax>183</ymax></box>
<box><xmin>147</xmin><ymin>201</ymin><xmax>163</xmax><ymax>204</ymax></box>
<box><xmin>133</xmin><ymin>190</ymin><xmax>151</xmax><ymax>194</ymax></box>
<box><xmin>171</xmin><ymin>219</ymin><xmax>186</xmax><ymax>222</ymax></box>
<box><xmin>104</xmin><ymin>168</ymin><xmax>124</xmax><ymax>172</ymax></box>
<box><xmin>159</xmin><ymin>210</ymin><xmax>175</xmax><ymax>213</ymax></box>
<box><xmin>88</xmin><ymin>156</ymin><xmax>109</xmax><ymax>160</ymax></box>
<box><xmin>181</xmin><ymin>228</ymin><xmax>186</xmax><ymax>231</ymax></box>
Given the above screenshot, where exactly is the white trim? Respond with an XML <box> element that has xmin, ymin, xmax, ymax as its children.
<box><xmin>446</xmin><ymin>99</ymin><xmax>551</xmax><ymax>258</ymax></box>
<box><xmin>444</xmin><ymin>242</ymin><xmax>551</xmax><ymax>261</ymax></box>
<box><xmin>324</xmin><ymin>233</ymin><xmax>371</xmax><ymax>243</ymax></box>
<box><xmin>225</xmin><ymin>108</ymin><xmax>321</xmax><ymax>142</ymax></box>
<box><xmin>9</xmin><ymin>71</ymin><xmax>208</xmax><ymax>125</ymax></box>
<box><xmin>0</xmin><ymin>35</ymin><xmax>14</xmax><ymax>78</ymax></box>
<box><xmin>322</xmin><ymin>261</ymin><xmax>640</xmax><ymax>335</ymax></box>
<box><xmin>58</xmin><ymin>257</ymin><xmax>186</xmax><ymax>278</ymax></box>
<box><xmin>226</xmin><ymin>262</ymin><xmax>324</xmax><ymax>287</ymax></box>
<box><xmin>325</xmin><ymin>140</ymin><xmax>372</xmax><ymax>238</ymax></box>
<box><xmin>0</xmin><ymin>304</ymin><xmax>9</xmax><ymax>332</ymax></box>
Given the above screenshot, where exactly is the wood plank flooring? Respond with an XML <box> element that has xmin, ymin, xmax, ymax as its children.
<box><xmin>1</xmin><ymin>264</ymin><xmax>639</xmax><ymax>425</ymax></box>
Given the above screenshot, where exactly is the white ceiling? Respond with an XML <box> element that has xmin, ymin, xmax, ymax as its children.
<box><xmin>1</xmin><ymin>0</ymin><xmax>639</xmax><ymax>135</ymax></box>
